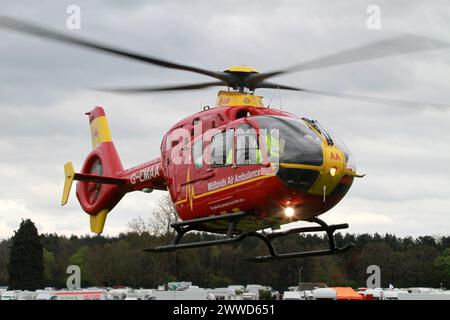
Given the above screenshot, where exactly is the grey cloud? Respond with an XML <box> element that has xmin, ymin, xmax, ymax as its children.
<box><xmin>0</xmin><ymin>0</ymin><xmax>449</xmax><ymax>237</ymax></box>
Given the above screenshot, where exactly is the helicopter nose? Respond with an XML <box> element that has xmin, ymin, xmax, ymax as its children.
<box><xmin>307</xmin><ymin>144</ymin><xmax>347</xmax><ymax>197</ymax></box>
<box><xmin>277</xmin><ymin>142</ymin><xmax>348</xmax><ymax>197</ymax></box>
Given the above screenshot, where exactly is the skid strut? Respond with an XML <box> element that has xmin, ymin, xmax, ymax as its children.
<box><xmin>144</xmin><ymin>213</ymin><xmax>353</xmax><ymax>262</ymax></box>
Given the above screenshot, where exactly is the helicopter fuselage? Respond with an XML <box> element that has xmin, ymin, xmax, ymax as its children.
<box><xmin>157</xmin><ymin>91</ymin><xmax>356</xmax><ymax>233</ymax></box>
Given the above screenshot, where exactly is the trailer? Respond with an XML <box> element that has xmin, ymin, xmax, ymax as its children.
<box><xmin>51</xmin><ymin>289</ymin><xmax>107</xmax><ymax>300</ymax></box>
<box><xmin>152</xmin><ymin>288</ymin><xmax>210</xmax><ymax>300</ymax></box>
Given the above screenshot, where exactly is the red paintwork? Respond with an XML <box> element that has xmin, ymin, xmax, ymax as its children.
<box><xmin>75</xmin><ymin>104</ymin><xmax>353</xmax><ymax>233</ymax></box>
<box><xmin>76</xmin><ymin>143</ymin><xmax>165</xmax><ymax>215</ymax></box>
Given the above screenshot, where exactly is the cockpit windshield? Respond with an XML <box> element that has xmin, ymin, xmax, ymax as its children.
<box><xmin>251</xmin><ymin>116</ymin><xmax>324</xmax><ymax>166</ymax></box>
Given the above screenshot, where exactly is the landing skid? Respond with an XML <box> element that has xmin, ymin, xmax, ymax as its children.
<box><xmin>144</xmin><ymin>211</ymin><xmax>250</xmax><ymax>252</ymax></box>
<box><xmin>245</xmin><ymin>218</ymin><xmax>354</xmax><ymax>262</ymax></box>
<box><xmin>144</xmin><ymin>212</ymin><xmax>354</xmax><ymax>262</ymax></box>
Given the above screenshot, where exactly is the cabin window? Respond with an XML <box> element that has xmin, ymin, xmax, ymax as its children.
<box><xmin>165</xmin><ymin>135</ymin><xmax>172</xmax><ymax>151</ymax></box>
<box><xmin>193</xmin><ymin>139</ymin><xmax>203</xmax><ymax>169</ymax></box>
<box><xmin>191</xmin><ymin>118</ymin><xmax>200</xmax><ymax>137</ymax></box>
<box><xmin>236</xmin><ymin>124</ymin><xmax>260</xmax><ymax>165</ymax></box>
<box><xmin>210</xmin><ymin>129</ymin><xmax>234</xmax><ymax>166</ymax></box>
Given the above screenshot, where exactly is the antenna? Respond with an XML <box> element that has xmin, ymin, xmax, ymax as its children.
<box><xmin>267</xmin><ymin>91</ymin><xmax>274</xmax><ymax>108</ymax></box>
<box><xmin>277</xmin><ymin>86</ymin><xmax>283</xmax><ymax>111</ymax></box>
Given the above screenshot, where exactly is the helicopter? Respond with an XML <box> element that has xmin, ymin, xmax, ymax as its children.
<box><xmin>1</xmin><ymin>17</ymin><xmax>448</xmax><ymax>262</ymax></box>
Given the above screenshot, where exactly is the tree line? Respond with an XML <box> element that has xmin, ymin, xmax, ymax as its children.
<box><xmin>0</xmin><ymin>196</ymin><xmax>449</xmax><ymax>291</ymax></box>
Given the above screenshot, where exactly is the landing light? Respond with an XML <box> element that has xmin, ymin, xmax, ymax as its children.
<box><xmin>329</xmin><ymin>167</ymin><xmax>338</xmax><ymax>177</ymax></box>
<box><xmin>284</xmin><ymin>207</ymin><xmax>295</xmax><ymax>218</ymax></box>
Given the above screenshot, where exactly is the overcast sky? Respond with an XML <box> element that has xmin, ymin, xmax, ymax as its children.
<box><xmin>0</xmin><ymin>0</ymin><xmax>449</xmax><ymax>239</ymax></box>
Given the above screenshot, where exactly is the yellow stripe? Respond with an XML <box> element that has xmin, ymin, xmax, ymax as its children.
<box><xmin>175</xmin><ymin>198</ymin><xmax>188</xmax><ymax>205</ymax></box>
<box><xmin>279</xmin><ymin>162</ymin><xmax>323</xmax><ymax>172</ymax></box>
<box><xmin>90</xmin><ymin>116</ymin><xmax>112</xmax><ymax>149</ymax></box>
<box><xmin>175</xmin><ymin>174</ymin><xmax>275</xmax><ymax>205</ymax></box>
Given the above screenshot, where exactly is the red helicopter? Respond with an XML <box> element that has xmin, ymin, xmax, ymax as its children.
<box><xmin>1</xmin><ymin>17</ymin><xmax>448</xmax><ymax>261</ymax></box>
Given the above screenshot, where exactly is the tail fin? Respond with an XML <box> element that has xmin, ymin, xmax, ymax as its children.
<box><xmin>88</xmin><ymin>107</ymin><xmax>113</xmax><ymax>149</ymax></box>
<box><xmin>62</xmin><ymin>106</ymin><xmax>126</xmax><ymax>234</ymax></box>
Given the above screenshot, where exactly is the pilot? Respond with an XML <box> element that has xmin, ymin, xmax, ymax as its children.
<box><xmin>257</xmin><ymin>131</ymin><xmax>280</xmax><ymax>164</ymax></box>
<box><xmin>228</xmin><ymin>131</ymin><xmax>280</xmax><ymax>165</ymax></box>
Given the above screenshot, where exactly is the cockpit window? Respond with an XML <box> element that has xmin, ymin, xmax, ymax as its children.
<box><xmin>251</xmin><ymin>116</ymin><xmax>324</xmax><ymax>166</ymax></box>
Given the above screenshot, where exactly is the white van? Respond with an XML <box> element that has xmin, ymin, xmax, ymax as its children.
<box><xmin>312</xmin><ymin>288</ymin><xmax>337</xmax><ymax>300</ymax></box>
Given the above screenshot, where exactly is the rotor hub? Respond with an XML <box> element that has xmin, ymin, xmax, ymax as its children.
<box><xmin>223</xmin><ymin>65</ymin><xmax>259</xmax><ymax>74</ymax></box>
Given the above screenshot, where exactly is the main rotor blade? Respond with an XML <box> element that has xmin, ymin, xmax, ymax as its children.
<box><xmin>94</xmin><ymin>81</ymin><xmax>226</xmax><ymax>93</ymax></box>
<box><xmin>259</xmin><ymin>82</ymin><xmax>450</xmax><ymax>109</ymax></box>
<box><xmin>0</xmin><ymin>16</ymin><xmax>230</xmax><ymax>82</ymax></box>
<box><xmin>249</xmin><ymin>34</ymin><xmax>450</xmax><ymax>85</ymax></box>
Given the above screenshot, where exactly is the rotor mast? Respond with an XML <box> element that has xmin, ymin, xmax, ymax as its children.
<box><xmin>218</xmin><ymin>65</ymin><xmax>265</xmax><ymax>108</ymax></box>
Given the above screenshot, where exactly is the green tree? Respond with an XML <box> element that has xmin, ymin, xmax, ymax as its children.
<box><xmin>434</xmin><ymin>248</ymin><xmax>450</xmax><ymax>287</ymax></box>
<box><xmin>0</xmin><ymin>240</ymin><xmax>10</xmax><ymax>285</ymax></box>
<box><xmin>8</xmin><ymin>219</ymin><xmax>44</xmax><ymax>290</ymax></box>
<box><xmin>69</xmin><ymin>245</ymin><xmax>89</xmax><ymax>270</ymax></box>
<box><xmin>43</xmin><ymin>248</ymin><xmax>56</xmax><ymax>285</ymax></box>
<box><xmin>68</xmin><ymin>246</ymin><xmax>90</xmax><ymax>286</ymax></box>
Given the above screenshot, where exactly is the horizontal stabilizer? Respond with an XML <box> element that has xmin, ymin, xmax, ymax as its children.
<box><xmin>61</xmin><ymin>162</ymin><xmax>76</xmax><ymax>206</ymax></box>
<box><xmin>61</xmin><ymin>161</ymin><xmax>126</xmax><ymax>206</ymax></box>
<box><xmin>73</xmin><ymin>172</ymin><xmax>126</xmax><ymax>185</ymax></box>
